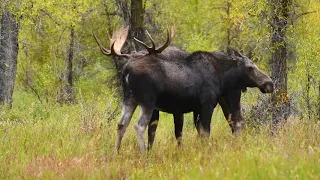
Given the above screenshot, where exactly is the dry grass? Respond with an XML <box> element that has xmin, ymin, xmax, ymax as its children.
<box><xmin>25</xmin><ymin>154</ymin><xmax>97</xmax><ymax>178</ymax></box>
<box><xmin>1</xmin><ymin>93</ymin><xmax>320</xmax><ymax>179</ymax></box>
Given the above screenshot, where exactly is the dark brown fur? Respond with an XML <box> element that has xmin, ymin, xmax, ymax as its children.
<box><xmin>116</xmin><ymin>47</ymin><xmax>273</xmax><ymax>152</ymax></box>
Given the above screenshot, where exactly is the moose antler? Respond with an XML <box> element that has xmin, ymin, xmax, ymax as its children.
<box><xmin>134</xmin><ymin>27</ymin><xmax>175</xmax><ymax>54</ymax></box>
<box><xmin>93</xmin><ymin>26</ymin><xmax>130</xmax><ymax>58</ymax></box>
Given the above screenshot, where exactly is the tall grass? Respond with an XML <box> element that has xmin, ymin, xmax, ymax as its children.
<box><xmin>0</xmin><ymin>91</ymin><xmax>319</xmax><ymax>179</ymax></box>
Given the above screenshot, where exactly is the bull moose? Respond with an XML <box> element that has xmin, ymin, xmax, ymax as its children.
<box><xmin>94</xmin><ymin>28</ymin><xmax>274</xmax><ymax>152</ymax></box>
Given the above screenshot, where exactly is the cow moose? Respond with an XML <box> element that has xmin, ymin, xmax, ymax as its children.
<box><xmin>94</xmin><ymin>28</ymin><xmax>274</xmax><ymax>152</ymax></box>
<box><xmin>135</xmin><ymin>33</ymin><xmax>254</xmax><ymax>149</ymax></box>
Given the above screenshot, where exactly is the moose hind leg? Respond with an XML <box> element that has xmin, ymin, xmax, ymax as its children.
<box><xmin>116</xmin><ymin>102</ymin><xmax>137</xmax><ymax>151</ymax></box>
<box><xmin>135</xmin><ymin>105</ymin><xmax>154</xmax><ymax>152</ymax></box>
<box><xmin>148</xmin><ymin>110</ymin><xmax>159</xmax><ymax>150</ymax></box>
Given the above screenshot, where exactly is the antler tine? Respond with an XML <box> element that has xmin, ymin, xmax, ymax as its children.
<box><xmin>133</xmin><ymin>30</ymin><xmax>157</xmax><ymax>53</ymax></box>
<box><xmin>134</xmin><ymin>27</ymin><xmax>174</xmax><ymax>54</ymax></box>
<box><xmin>93</xmin><ymin>33</ymin><xmax>112</xmax><ymax>56</ymax></box>
<box><xmin>155</xmin><ymin>27</ymin><xmax>175</xmax><ymax>53</ymax></box>
<box><xmin>145</xmin><ymin>30</ymin><xmax>156</xmax><ymax>51</ymax></box>
<box><xmin>134</xmin><ymin>37</ymin><xmax>152</xmax><ymax>50</ymax></box>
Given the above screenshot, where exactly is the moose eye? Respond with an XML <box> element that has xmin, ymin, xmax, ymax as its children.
<box><xmin>248</xmin><ymin>66</ymin><xmax>254</xmax><ymax>72</ymax></box>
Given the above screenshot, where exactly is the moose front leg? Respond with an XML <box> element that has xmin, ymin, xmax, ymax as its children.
<box><xmin>173</xmin><ymin>113</ymin><xmax>184</xmax><ymax>145</ymax></box>
<box><xmin>197</xmin><ymin>104</ymin><xmax>215</xmax><ymax>138</ymax></box>
<box><xmin>193</xmin><ymin>112</ymin><xmax>199</xmax><ymax>128</ymax></box>
<box><xmin>218</xmin><ymin>97</ymin><xmax>232</xmax><ymax>130</ymax></box>
<box><xmin>147</xmin><ymin>110</ymin><xmax>160</xmax><ymax>150</ymax></box>
<box><xmin>229</xmin><ymin>105</ymin><xmax>244</xmax><ymax>136</ymax></box>
<box><xmin>220</xmin><ymin>90</ymin><xmax>244</xmax><ymax>135</ymax></box>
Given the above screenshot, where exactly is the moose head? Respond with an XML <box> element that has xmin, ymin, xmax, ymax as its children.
<box><xmin>226</xmin><ymin>47</ymin><xmax>274</xmax><ymax>93</ymax></box>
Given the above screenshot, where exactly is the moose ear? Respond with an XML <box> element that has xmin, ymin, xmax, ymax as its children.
<box><xmin>227</xmin><ymin>46</ymin><xmax>243</xmax><ymax>57</ymax></box>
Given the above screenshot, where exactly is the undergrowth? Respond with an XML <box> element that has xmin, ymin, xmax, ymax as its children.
<box><xmin>0</xmin><ymin>91</ymin><xmax>319</xmax><ymax>179</ymax></box>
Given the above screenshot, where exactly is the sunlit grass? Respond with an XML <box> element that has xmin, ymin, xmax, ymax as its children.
<box><xmin>0</xmin><ymin>92</ymin><xmax>320</xmax><ymax>179</ymax></box>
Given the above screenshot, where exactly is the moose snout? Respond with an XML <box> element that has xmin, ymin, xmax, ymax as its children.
<box><xmin>262</xmin><ymin>81</ymin><xmax>274</xmax><ymax>93</ymax></box>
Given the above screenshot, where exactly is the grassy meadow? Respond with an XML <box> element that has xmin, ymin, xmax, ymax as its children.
<box><xmin>1</xmin><ymin>0</ymin><xmax>320</xmax><ymax>179</ymax></box>
<box><xmin>0</xmin><ymin>91</ymin><xmax>320</xmax><ymax>179</ymax></box>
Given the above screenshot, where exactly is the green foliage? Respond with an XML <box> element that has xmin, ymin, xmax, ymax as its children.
<box><xmin>1</xmin><ymin>0</ymin><xmax>320</xmax><ymax>178</ymax></box>
<box><xmin>288</xmin><ymin>0</ymin><xmax>320</xmax><ymax>119</ymax></box>
<box><xmin>12</xmin><ymin>0</ymin><xmax>320</xmax><ymax>111</ymax></box>
<box><xmin>15</xmin><ymin>0</ymin><xmax>116</xmax><ymax>102</ymax></box>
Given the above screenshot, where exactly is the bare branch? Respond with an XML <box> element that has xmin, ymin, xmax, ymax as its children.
<box><xmin>293</xmin><ymin>11</ymin><xmax>316</xmax><ymax>22</ymax></box>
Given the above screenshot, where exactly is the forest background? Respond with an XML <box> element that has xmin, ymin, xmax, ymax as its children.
<box><xmin>1</xmin><ymin>0</ymin><xmax>320</xmax><ymax>179</ymax></box>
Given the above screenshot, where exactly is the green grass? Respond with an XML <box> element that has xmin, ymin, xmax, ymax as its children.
<box><xmin>0</xmin><ymin>91</ymin><xmax>320</xmax><ymax>179</ymax></box>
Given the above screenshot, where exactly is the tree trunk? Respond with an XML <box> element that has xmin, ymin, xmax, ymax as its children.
<box><xmin>318</xmin><ymin>81</ymin><xmax>320</xmax><ymax>121</ymax></box>
<box><xmin>305</xmin><ymin>62</ymin><xmax>311</xmax><ymax>120</ymax></box>
<box><xmin>130</xmin><ymin>0</ymin><xmax>145</xmax><ymax>51</ymax></box>
<box><xmin>112</xmin><ymin>0</ymin><xmax>146</xmax><ymax>83</ymax></box>
<box><xmin>0</xmin><ymin>9</ymin><xmax>19</xmax><ymax>108</ymax></box>
<box><xmin>115</xmin><ymin>0</ymin><xmax>145</xmax><ymax>50</ymax></box>
<box><xmin>114</xmin><ymin>0</ymin><xmax>130</xmax><ymax>26</ymax></box>
<box><xmin>226</xmin><ymin>0</ymin><xmax>232</xmax><ymax>47</ymax></box>
<box><xmin>269</xmin><ymin>0</ymin><xmax>291</xmax><ymax>125</ymax></box>
<box><xmin>58</xmin><ymin>26</ymin><xmax>75</xmax><ymax>103</ymax></box>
